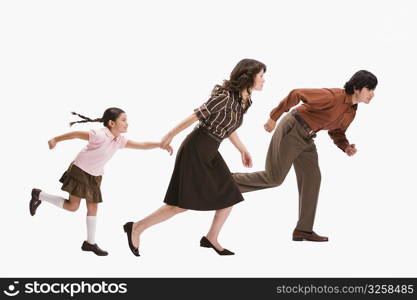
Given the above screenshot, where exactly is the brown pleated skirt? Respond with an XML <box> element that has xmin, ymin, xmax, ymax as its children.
<box><xmin>163</xmin><ymin>127</ymin><xmax>244</xmax><ymax>211</ymax></box>
<box><xmin>59</xmin><ymin>163</ymin><xmax>103</xmax><ymax>203</ymax></box>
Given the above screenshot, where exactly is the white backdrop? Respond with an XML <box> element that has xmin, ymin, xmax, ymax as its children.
<box><xmin>1</xmin><ymin>0</ymin><xmax>416</xmax><ymax>277</ymax></box>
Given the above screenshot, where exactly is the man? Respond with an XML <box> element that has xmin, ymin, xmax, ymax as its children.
<box><xmin>233</xmin><ymin>70</ymin><xmax>378</xmax><ymax>242</ymax></box>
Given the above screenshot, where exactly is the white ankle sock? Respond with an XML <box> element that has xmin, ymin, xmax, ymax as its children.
<box><xmin>86</xmin><ymin>216</ymin><xmax>97</xmax><ymax>244</ymax></box>
<box><xmin>39</xmin><ymin>191</ymin><xmax>65</xmax><ymax>208</ymax></box>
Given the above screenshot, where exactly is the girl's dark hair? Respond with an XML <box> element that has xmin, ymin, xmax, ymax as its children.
<box><xmin>223</xmin><ymin>58</ymin><xmax>267</xmax><ymax>94</ymax></box>
<box><xmin>344</xmin><ymin>70</ymin><xmax>378</xmax><ymax>95</ymax></box>
<box><xmin>69</xmin><ymin>107</ymin><xmax>125</xmax><ymax>128</ymax></box>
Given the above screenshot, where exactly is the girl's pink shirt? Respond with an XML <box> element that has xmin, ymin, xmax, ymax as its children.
<box><xmin>73</xmin><ymin>127</ymin><xmax>128</xmax><ymax>176</ymax></box>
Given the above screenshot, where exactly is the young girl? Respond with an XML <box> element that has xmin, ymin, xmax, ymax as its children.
<box><xmin>29</xmin><ymin>107</ymin><xmax>172</xmax><ymax>256</ymax></box>
<box><xmin>123</xmin><ymin>59</ymin><xmax>266</xmax><ymax>256</ymax></box>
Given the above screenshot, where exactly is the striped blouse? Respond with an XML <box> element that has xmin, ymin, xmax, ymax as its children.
<box><xmin>194</xmin><ymin>85</ymin><xmax>252</xmax><ymax>140</ymax></box>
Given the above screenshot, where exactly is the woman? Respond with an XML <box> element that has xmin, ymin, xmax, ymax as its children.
<box><xmin>123</xmin><ymin>58</ymin><xmax>266</xmax><ymax>256</ymax></box>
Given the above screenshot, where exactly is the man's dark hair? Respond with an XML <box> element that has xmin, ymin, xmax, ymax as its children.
<box><xmin>344</xmin><ymin>70</ymin><xmax>378</xmax><ymax>94</ymax></box>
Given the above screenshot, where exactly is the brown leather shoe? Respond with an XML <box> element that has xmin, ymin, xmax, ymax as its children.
<box><xmin>292</xmin><ymin>229</ymin><xmax>328</xmax><ymax>242</ymax></box>
<box><xmin>29</xmin><ymin>188</ymin><xmax>42</xmax><ymax>216</ymax></box>
<box><xmin>81</xmin><ymin>241</ymin><xmax>108</xmax><ymax>256</ymax></box>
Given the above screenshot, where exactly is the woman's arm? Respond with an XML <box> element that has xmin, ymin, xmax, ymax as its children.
<box><xmin>160</xmin><ymin>113</ymin><xmax>199</xmax><ymax>149</ymax></box>
<box><xmin>48</xmin><ymin>131</ymin><xmax>89</xmax><ymax>149</ymax></box>
<box><xmin>228</xmin><ymin>131</ymin><xmax>248</xmax><ymax>153</ymax></box>
<box><xmin>126</xmin><ymin>140</ymin><xmax>173</xmax><ymax>154</ymax></box>
<box><xmin>228</xmin><ymin>131</ymin><xmax>253</xmax><ymax>168</ymax></box>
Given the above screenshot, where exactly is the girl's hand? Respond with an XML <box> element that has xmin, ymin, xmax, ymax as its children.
<box><xmin>48</xmin><ymin>138</ymin><xmax>57</xmax><ymax>149</ymax></box>
<box><xmin>264</xmin><ymin>118</ymin><xmax>276</xmax><ymax>133</ymax></box>
<box><xmin>241</xmin><ymin>150</ymin><xmax>253</xmax><ymax>168</ymax></box>
<box><xmin>165</xmin><ymin>145</ymin><xmax>173</xmax><ymax>156</ymax></box>
<box><xmin>160</xmin><ymin>132</ymin><xmax>174</xmax><ymax>149</ymax></box>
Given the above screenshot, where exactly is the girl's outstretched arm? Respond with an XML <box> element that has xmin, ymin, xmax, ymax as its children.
<box><xmin>48</xmin><ymin>131</ymin><xmax>89</xmax><ymax>149</ymax></box>
<box><xmin>126</xmin><ymin>140</ymin><xmax>173</xmax><ymax>155</ymax></box>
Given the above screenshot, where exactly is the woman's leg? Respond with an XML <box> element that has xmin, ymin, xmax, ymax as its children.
<box><xmin>131</xmin><ymin>205</ymin><xmax>187</xmax><ymax>248</ymax></box>
<box><xmin>205</xmin><ymin>206</ymin><xmax>233</xmax><ymax>251</ymax></box>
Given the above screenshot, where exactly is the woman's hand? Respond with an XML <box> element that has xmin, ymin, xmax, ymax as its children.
<box><xmin>264</xmin><ymin>118</ymin><xmax>276</xmax><ymax>133</ymax></box>
<box><xmin>48</xmin><ymin>138</ymin><xmax>57</xmax><ymax>149</ymax></box>
<box><xmin>241</xmin><ymin>150</ymin><xmax>253</xmax><ymax>168</ymax></box>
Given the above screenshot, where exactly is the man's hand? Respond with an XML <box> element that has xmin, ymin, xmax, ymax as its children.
<box><xmin>345</xmin><ymin>144</ymin><xmax>357</xmax><ymax>156</ymax></box>
<box><xmin>264</xmin><ymin>118</ymin><xmax>276</xmax><ymax>133</ymax></box>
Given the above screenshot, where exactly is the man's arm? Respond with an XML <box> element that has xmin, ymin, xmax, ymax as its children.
<box><xmin>328</xmin><ymin>129</ymin><xmax>357</xmax><ymax>156</ymax></box>
<box><xmin>269</xmin><ymin>89</ymin><xmax>334</xmax><ymax>121</ymax></box>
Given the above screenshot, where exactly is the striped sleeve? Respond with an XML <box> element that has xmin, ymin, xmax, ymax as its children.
<box><xmin>194</xmin><ymin>88</ymin><xmax>229</xmax><ymax>121</ymax></box>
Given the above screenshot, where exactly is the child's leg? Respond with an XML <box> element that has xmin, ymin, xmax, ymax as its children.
<box><xmin>62</xmin><ymin>195</ymin><xmax>81</xmax><ymax>212</ymax></box>
<box><xmin>38</xmin><ymin>191</ymin><xmax>80</xmax><ymax>211</ymax></box>
<box><xmin>81</xmin><ymin>201</ymin><xmax>107</xmax><ymax>255</ymax></box>
<box><xmin>85</xmin><ymin>201</ymin><xmax>98</xmax><ymax>244</ymax></box>
<box><xmin>38</xmin><ymin>191</ymin><xmax>66</xmax><ymax>208</ymax></box>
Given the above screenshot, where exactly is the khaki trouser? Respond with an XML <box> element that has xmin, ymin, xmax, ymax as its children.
<box><xmin>233</xmin><ymin>113</ymin><xmax>321</xmax><ymax>231</ymax></box>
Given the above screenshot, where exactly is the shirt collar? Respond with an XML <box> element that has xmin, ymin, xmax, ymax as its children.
<box><xmin>344</xmin><ymin>92</ymin><xmax>353</xmax><ymax>105</ymax></box>
<box><xmin>238</xmin><ymin>92</ymin><xmax>252</xmax><ymax>111</ymax></box>
<box><xmin>343</xmin><ymin>93</ymin><xmax>358</xmax><ymax>111</ymax></box>
<box><xmin>103</xmin><ymin>127</ymin><xmax>120</xmax><ymax>141</ymax></box>
<box><xmin>247</xmin><ymin>93</ymin><xmax>253</xmax><ymax>105</ymax></box>
<box><xmin>245</xmin><ymin>96</ymin><xmax>253</xmax><ymax>111</ymax></box>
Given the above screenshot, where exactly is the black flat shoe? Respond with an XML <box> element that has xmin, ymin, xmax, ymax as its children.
<box><xmin>123</xmin><ymin>222</ymin><xmax>140</xmax><ymax>256</ymax></box>
<box><xmin>200</xmin><ymin>236</ymin><xmax>234</xmax><ymax>256</ymax></box>
<box><xmin>29</xmin><ymin>188</ymin><xmax>42</xmax><ymax>216</ymax></box>
<box><xmin>81</xmin><ymin>241</ymin><xmax>108</xmax><ymax>256</ymax></box>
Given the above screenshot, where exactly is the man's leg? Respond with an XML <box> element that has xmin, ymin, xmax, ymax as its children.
<box><xmin>233</xmin><ymin>114</ymin><xmax>303</xmax><ymax>193</ymax></box>
<box><xmin>293</xmin><ymin>143</ymin><xmax>321</xmax><ymax>232</ymax></box>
